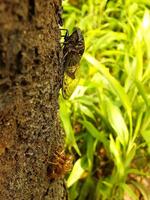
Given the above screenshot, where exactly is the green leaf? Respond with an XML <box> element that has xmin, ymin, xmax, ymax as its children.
<box><xmin>141</xmin><ymin>130</ymin><xmax>150</xmax><ymax>153</ymax></box>
<box><xmin>84</xmin><ymin>53</ymin><xmax>132</xmax><ymax>131</ymax></box>
<box><xmin>67</xmin><ymin>157</ymin><xmax>88</xmax><ymax>188</ymax></box>
<box><xmin>103</xmin><ymin>97</ymin><xmax>129</xmax><ymax>147</ymax></box>
<box><xmin>134</xmin><ymin>79</ymin><xmax>149</xmax><ymax>107</ymax></box>
<box><xmin>81</xmin><ymin>120</ymin><xmax>109</xmax><ymax>148</ymax></box>
<box><xmin>78</xmin><ymin>177</ymin><xmax>95</xmax><ymax>200</ymax></box>
<box><xmin>59</xmin><ymin>98</ymin><xmax>81</xmax><ymax>155</ymax></box>
<box><xmin>68</xmin><ymin>182</ymin><xmax>79</xmax><ymax>200</ymax></box>
<box><xmin>109</xmin><ymin>135</ymin><xmax>125</xmax><ymax>178</ymax></box>
<box><xmin>79</xmin><ymin>104</ymin><xmax>95</xmax><ymax>120</ymax></box>
<box><xmin>86</xmin><ymin>135</ymin><xmax>97</xmax><ymax>171</ymax></box>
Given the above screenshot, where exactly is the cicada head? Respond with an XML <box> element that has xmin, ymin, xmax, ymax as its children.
<box><xmin>63</xmin><ymin>28</ymin><xmax>85</xmax><ymax>60</ymax></box>
<box><xmin>72</xmin><ymin>28</ymin><xmax>85</xmax><ymax>55</ymax></box>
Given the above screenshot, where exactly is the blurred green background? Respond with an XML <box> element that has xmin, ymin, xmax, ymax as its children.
<box><xmin>59</xmin><ymin>0</ymin><xmax>150</xmax><ymax>199</ymax></box>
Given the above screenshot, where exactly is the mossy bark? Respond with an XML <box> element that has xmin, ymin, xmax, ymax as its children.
<box><xmin>0</xmin><ymin>0</ymin><xmax>67</xmax><ymax>199</ymax></box>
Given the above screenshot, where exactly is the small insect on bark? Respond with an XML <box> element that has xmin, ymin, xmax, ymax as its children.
<box><xmin>62</xmin><ymin>28</ymin><xmax>85</xmax><ymax>99</ymax></box>
<box><xmin>47</xmin><ymin>150</ymin><xmax>73</xmax><ymax>181</ymax></box>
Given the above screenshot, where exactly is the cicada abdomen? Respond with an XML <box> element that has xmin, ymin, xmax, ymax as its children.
<box><xmin>62</xmin><ymin>28</ymin><xmax>85</xmax><ymax>99</ymax></box>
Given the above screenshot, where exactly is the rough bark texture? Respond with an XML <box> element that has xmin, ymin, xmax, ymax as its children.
<box><xmin>0</xmin><ymin>0</ymin><xmax>67</xmax><ymax>199</ymax></box>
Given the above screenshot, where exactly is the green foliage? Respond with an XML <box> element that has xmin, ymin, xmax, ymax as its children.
<box><xmin>59</xmin><ymin>0</ymin><xmax>150</xmax><ymax>199</ymax></box>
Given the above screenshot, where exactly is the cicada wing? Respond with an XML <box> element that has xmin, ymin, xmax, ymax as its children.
<box><xmin>63</xmin><ymin>51</ymin><xmax>81</xmax><ymax>71</ymax></box>
<box><xmin>62</xmin><ymin>64</ymin><xmax>80</xmax><ymax>99</ymax></box>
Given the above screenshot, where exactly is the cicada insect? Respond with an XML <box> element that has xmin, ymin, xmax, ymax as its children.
<box><xmin>47</xmin><ymin>150</ymin><xmax>73</xmax><ymax>181</ymax></box>
<box><xmin>62</xmin><ymin>28</ymin><xmax>85</xmax><ymax>99</ymax></box>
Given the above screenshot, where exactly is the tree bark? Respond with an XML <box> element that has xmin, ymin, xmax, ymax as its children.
<box><xmin>0</xmin><ymin>0</ymin><xmax>67</xmax><ymax>199</ymax></box>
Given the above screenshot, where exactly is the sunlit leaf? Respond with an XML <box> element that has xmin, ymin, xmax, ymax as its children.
<box><xmin>67</xmin><ymin>157</ymin><xmax>88</xmax><ymax>187</ymax></box>
<box><xmin>109</xmin><ymin>135</ymin><xmax>125</xmax><ymax>178</ymax></box>
<box><xmin>59</xmin><ymin>98</ymin><xmax>81</xmax><ymax>155</ymax></box>
<box><xmin>102</xmin><ymin>97</ymin><xmax>129</xmax><ymax>147</ymax></box>
<box><xmin>84</xmin><ymin>53</ymin><xmax>132</xmax><ymax>127</ymax></box>
<box><xmin>141</xmin><ymin>130</ymin><xmax>150</xmax><ymax>153</ymax></box>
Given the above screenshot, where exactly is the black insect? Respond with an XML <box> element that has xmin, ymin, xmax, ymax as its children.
<box><xmin>62</xmin><ymin>28</ymin><xmax>85</xmax><ymax>99</ymax></box>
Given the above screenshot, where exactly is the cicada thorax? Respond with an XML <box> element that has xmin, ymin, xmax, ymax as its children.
<box><xmin>62</xmin><ymin>28</ymin><xmax>85</xmax><ymax>99</ymax></box>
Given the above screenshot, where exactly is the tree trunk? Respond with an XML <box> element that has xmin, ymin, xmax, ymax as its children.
<box><xmin>0</xmin><ymin>0</ymin><xmax>67</xmax><ymax>199</ymax></box>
